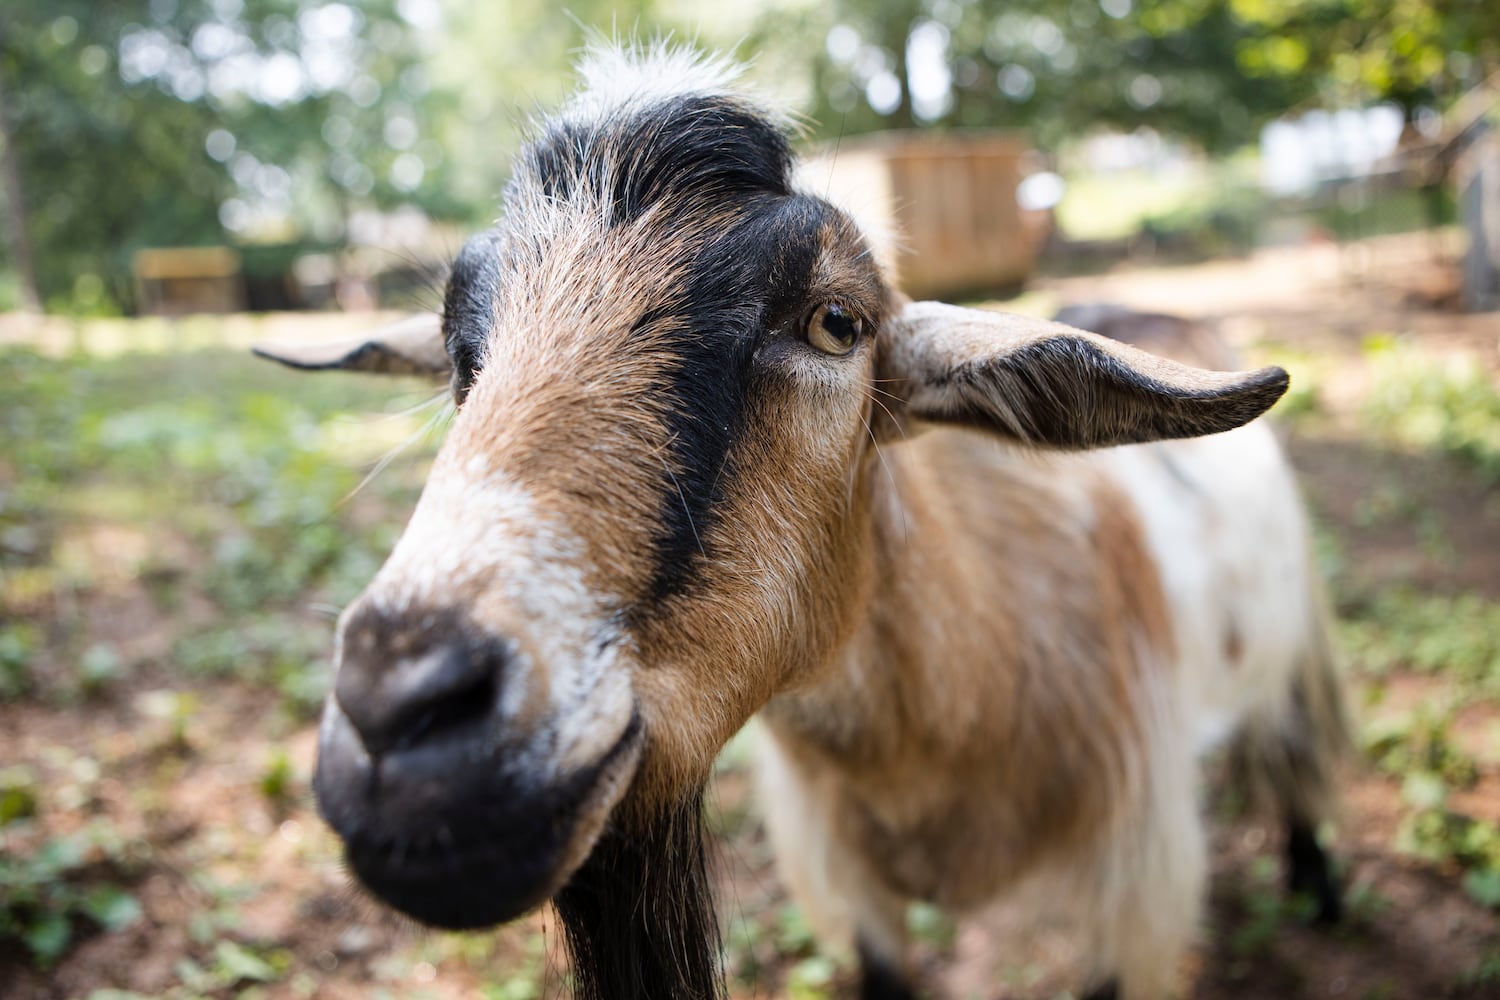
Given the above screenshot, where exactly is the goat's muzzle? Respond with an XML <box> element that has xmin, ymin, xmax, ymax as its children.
<box><xmin>311</xmin><ymin>607</ymin><xmax>643</xmax><ymax>930</ymax></box>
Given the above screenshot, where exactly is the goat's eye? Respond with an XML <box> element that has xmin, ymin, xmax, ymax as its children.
<box><xmin>806</xmin><ymin>303</ymin><xmax>862</xmax><ymax>356</ymax></box>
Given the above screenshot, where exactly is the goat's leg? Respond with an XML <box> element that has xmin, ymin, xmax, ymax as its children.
<box><xmin>1089</xmin><ymin>731</ymin><xmax>1207</xmax><ymax>1000</ymax></box>
<box><xmin>1227</xmin><ymin>674</ymin><xmax>1347</xmax><ymax>922</ymax></box>
<box><xmin>1080</xmin><ymin>980</ymin><xmax>1120</xmax><ymax>1000</ymax></box>
<box><xmin>856</xmin><ymin>933</ymin><xmax>917</xmax><ymax>1000</ymax></box>
<box><xmin>757</xmin><ymin>733</ymin><xmax>916</xmax><ymax>999</ymax></box>
<box><xmin>1286</xmin><ymin>820</ymin><xmax>1341</xmax><ymax>924</ymax></box>
<box><xmin>1234</xmin><ymin>603</ymin><xmax>1350</xmax><ymax>924</ymax></box>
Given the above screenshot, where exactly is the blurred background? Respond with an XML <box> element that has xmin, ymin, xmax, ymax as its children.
<box><xmin>2</xmin><ymin>2</ymin><xmax>1499</xmax><ymax>998</ymax></box>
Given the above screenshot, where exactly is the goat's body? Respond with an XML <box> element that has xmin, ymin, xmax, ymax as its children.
<box><xmin>268</xmin><ymin>46</ymin><xmax>1346</xmax><ymax>1000</ymax></box>
<box><xmin>760</xmin><ymin>418</ymin><xmax>1335</xmax><ymax>996</ymax></box>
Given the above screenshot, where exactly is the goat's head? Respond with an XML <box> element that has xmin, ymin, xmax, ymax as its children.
<box><xmin>258</xmin><ymin>42</ymin><xmax>1287</xmax><ymax>970</ymax></box>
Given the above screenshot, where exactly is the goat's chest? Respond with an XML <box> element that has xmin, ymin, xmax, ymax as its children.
<box><xmin>762</xmin><ymin>689</ymin><xmax>1131</xmax><ymax>910</ymax></box>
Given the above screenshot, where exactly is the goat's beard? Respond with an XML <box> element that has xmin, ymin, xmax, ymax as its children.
<box><xmin>553</xmin><ymin>782</ymin><xmax>724</xmax><ymax>1000</ymax></box>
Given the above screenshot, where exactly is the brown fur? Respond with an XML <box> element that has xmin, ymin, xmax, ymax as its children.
<box><xmin>763</xmin><ymin>439</ymin><xmax>1176</xmax><ymax>911</ymax></box>
<box><xmin>283</xmin><ymin>47</ymin><xmax>1342</xmax><ymax>1000</ymax></box>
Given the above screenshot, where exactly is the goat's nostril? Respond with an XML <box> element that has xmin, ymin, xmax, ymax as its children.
<box><xmin>335</xmin><ymin>638</ymin><xmax>504</xmax><ymax>758</ymax></box>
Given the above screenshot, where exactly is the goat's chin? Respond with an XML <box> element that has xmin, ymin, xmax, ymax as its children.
<box><xmin>342</xmin><ymin>715</ymin><xmax>645</xmax><ymax>931</ymax></box>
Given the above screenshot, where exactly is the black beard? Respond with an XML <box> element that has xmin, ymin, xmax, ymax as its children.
<box><xmin>552</xmin><ymin>783</ymin><xmax>724</xmax><ymax>1000</ymax></box>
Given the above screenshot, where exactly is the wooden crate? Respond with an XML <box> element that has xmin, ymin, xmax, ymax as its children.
<box><xmin>133</xmin><ymin>246</ymin><xmax>245</xmax><ymax>316</ymax></box>
<box><xmin>800</xmin><ymin>131</ymin><xmax>1034</xmax><ymax>299</ymax></box>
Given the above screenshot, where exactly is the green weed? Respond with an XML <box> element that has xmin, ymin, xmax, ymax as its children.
<box><xmin>1459</xmin><ymin>948</ymin><xmax>1500</xmax><ymax>988</ymax></box>
<box><xmin>1340</xmin><ymin>590</ymin><xmax>1500</xmax><ymax>694</ymax></box>
<box><xmin>77</xmin><ymin>642</ymin><xmax>124</xmax><ymax>697</ymax></box>
<box><xmin>0</xmin><ymin>622</ymin><xmax>38</xmax><ymax>698</ymax></box>
<box><xmin>1360</xmin><ymin>336</ymin><xmax>1500</xmax><ymax>482</ymax></box>
<box><xmin>0</xmin><ymin>813</ymin><xmax>145</xmax><ymax>967</ymax></box>
<box><xmin>258</xmin><ymin>749</ymin><xmax>295</xmax><ymax>807</ymax></box>
<box><xmin>1229</xmin><ymin>857</ymin><xmax>1317</xmax><ymax>958</ymax></box>
<box><xmin>1364</xmin><ymin>705</ymin><xmax>1479</xmax><ymax>788</ymax></box>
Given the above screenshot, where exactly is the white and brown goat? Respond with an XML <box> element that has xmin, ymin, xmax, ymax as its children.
<box><xmin>258</xmin><ymin>45</ymin><xmax>1349</xmax><ymax>1000</ymax></box>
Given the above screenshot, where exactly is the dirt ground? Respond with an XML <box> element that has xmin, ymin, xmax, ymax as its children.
<box><xmin>3</xmin><ymin>232</ymin><xmax>1499</xmax><ymax>999</ymax></box>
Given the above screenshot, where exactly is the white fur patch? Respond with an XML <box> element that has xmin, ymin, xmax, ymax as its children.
<box><xmin>564</xmin><ymin>40</ymin><xmax>784</xmax><ymax>129</ymax></box>
<box><xmin>1093</xmin><ymin>423</ymin><xmax>1315</xmax><ymax>752</ymax></box>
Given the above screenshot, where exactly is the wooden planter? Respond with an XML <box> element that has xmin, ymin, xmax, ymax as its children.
<box><xmin>133</xmin><ymin>246</ymin><xmax>245</xmax><ymax>316</ymax></box>
<box><xmin>800</xmin><ymin>131</ymin><xmax>1035</xmax><ymax>299</ymax></box>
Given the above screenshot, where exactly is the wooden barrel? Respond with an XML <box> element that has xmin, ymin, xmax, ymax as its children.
<box><xmin>800</xmin><ymin>131</ymin><xmax>1035</xmax><ymax>299</ymax></box>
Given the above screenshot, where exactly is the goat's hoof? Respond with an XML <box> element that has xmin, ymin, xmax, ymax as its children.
<box><xmin>1286</xmin><ymin>822</ymin><xmax>1342</xmax><ymax>925</ymax></box>
<box><xmin>1080</xmin><ymin>978</ymin><xmax>1120</xmax><ymax>1000</ymax></box>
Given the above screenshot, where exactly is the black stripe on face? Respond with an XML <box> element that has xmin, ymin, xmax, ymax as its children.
<box><xmin>442</xmin><ymin>231</ymin><xmax>503</xmax><ymax>404</ymax></box>
<box><xmin>644</xmin><ymin>196</ymin><xmax>835</xmax><ymax>603</ymax></box>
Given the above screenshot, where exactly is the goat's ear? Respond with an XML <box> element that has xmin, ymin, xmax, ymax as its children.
<box><xmin>252</xmin><ymin>313</ymin><xmax>450</xmax><ymax>378</ymax></box>
<box><xmin>881</xmin><ymin>301</ymin><xmax>1288</xmax><ymax>448</ymax></box>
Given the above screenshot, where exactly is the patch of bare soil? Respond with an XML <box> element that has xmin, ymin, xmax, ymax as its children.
<box><xmin>1041</xmin><ymin>231</ymin><xmax>1500</xmax><ymax>373</ymax></box>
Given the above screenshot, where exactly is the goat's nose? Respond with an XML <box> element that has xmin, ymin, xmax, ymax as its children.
<box><xmin>335</xmin><ymin>631</ymin><xmax>505</xmax><ymax>758</ymax></box>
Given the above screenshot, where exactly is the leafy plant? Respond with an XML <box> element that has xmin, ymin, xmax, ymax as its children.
<box><xmin>259</xmin><ymin>749</ymin><xmax>295</xmax><ymax>807</ymax></box>
<box><xmin>1341</xmin><ymin>590</ymin><xmax>1500</xmax><ymax>694</ymax></box>
<box><xmin>1228</xmin><ymin>857</ymin><xmax>1317</xmax><ymax>958</ymax></box>
<box><xmin>0</xmin><ymin>819</ymin><xmax>145</xmax><ymax>967</ymax></box>
<box><xmin>0</xmin><ymin>623</ymin><xmax>38</xmax><ymax>699</ymax></box>
<box><xmin>1360</xmin><ymin>336</ymin><xmax>1500</xmax><ymax>483</ymax></box>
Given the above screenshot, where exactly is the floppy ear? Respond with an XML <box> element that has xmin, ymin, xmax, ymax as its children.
<box><xmin>881</xmin><ymin>301</ymin><xmax>1288</xmax><ymax>448</ymax></box>
<box><xmin>252</xmin><ymin>313</ymin><xmax>449</xmax><ymax>378</ymax></box>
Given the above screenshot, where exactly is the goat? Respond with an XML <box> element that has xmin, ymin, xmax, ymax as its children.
<box><xmin>256</xmin><ymin>43</ymin><xmax>1350</xmax><ymax>1000</ymax></box>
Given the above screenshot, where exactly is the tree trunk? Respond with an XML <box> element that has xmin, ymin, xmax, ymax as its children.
<box><xmin>1459</xmin><ymin>129</ymin><xmax>1500</xmax><ymax>312</ymax></box>
<box><xmin>0</xmin><ymin>63</ymin><xmax>41</xmax><ymax>311</ymax></box>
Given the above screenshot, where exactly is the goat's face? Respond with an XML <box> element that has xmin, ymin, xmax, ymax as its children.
<box><xmin>301</xmin><ymin>64</ymin><xmax>893</xmax><ymax>931</ymax></box>
<box><xmin>258</xmin><ymin>48</ymin><xmax>1288</xmax><ymax>935</ymax></box>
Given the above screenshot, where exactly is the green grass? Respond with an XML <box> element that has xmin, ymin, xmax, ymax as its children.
<box><xmin>0</xmin><ymin>342</ymin><xmax>440</xmax><ymax>969</ymax></box>
<box><xmin>1360</xmin><ymin>334</ymin><xmax>1500</xmax><ymax>483</ymax></box>
<box><xmin>1342</xmin><ymin>590</ymin><xmax>1500</xmax><ymax>693</ymax></box>
<box><xmin>0</xmin><ymin>346</ymin><xmax>439</xmax><ymax>704</ymax></box>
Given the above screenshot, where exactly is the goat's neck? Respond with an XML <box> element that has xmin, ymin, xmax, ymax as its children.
<box><xmin>763</xmin><ymin>432</ymin><xmax>1104</xmax><ymax>774</ymax></box>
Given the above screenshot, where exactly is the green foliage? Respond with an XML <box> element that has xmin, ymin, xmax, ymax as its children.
<box><xmin>1341</xmin><ymin>589</ymin><xmax>1500</xmax><ymax>692</ymax></box>
<box><xmin>1229</xmin><ymin>857</ymin><xmax>1318</xmax><ymax>958</ymax></box>
<box><xmin>0</xmin><ymin>765</ymin><xmax>39</xmax><ymax>826</ymax></box>
<box><xmin>1230</xmin><ymin>0</ymin><xmax>1499</xmax><ymax>113</ymax></box>
<box><xmin>258</xmin><ymin>747</ymin><xmax>294</xmax><ymax>806</ymax></box>
<box><xmin>0</xmin><ymin>1</ymin><xmax>460</xmax><ymax>312</ymax></box>
<box><xmin>0</xmin><ymin>811</ymin><xmax>145</xmax><ymax>967</ymax></box>
<box><xmin>1358</xmin><ymin>674</ymin><xmax>1500</xmax><ymax>913</ymax></box>
<box><xmin>138</xmin><ymin>689</ymin><xmax>201</xmax><ymax>751</ymax></box>
<box><xmin>906</xmin><ymin>900</ymin><xmax>956</xmax><ymax>950</ymax></box>
<box><xmin>78</xmin><ymin>642</ymin><xmax>124</xmax><ymax>696</ymax></box>
<box><xmin>765</xmin><ymin>0</ymin><xmax>1320</xmax><ymax>150</ymax></box>
<box><xmin>776</xmin><ymin>0</ymin><xmax>1497</xmax><ymax>146</ymax></box>
<box><xmin>0</xmin><ymin>339</ymin><xmax>438</xmax><ymax>975</ymax></box>
<box><xmin>1365</xmin><ymin>706</ymin><xmax>1479</xmax><ymax>788</ymax></box>
<box><xmin>1360</xmin><ymin>335</ymin><xmax>1500</xmax><ymax>483</ymax></box>
<box><xmin>1461</xmin><ymin>948</ymin><xmax>1500</xmax><ymax>987</ymax></box>
<box><xmin>482</xmin><ymin>974</ymin><xmax>543</xmax><ymax>1000</ymax></box>
<box><xmin>0</xmin><ymin>622</ymin><xmax>38</xmax><ymax>698</ymax></box>
<box><xmin>1395</xmin><ymin>799</ymin><xmax>1500</xmax><ymax>900</ymax></box>
<box><xmin>785</xmin><ymin>954</ymin><xmax>838</xmax><ymax>1000</ymax></box>
<box><xmin>168</xmin><ymin>938</ymin><xmax>293</xmax><ymax>993</ymax></box>
<box><xmin>0</xmin><ymin>345</ymin><xmax>428</xmax><ymax>704</ymax></box>
<box><xmin>1315</xmin><ymin>185</ymin><xmax>1456</xmax><ymax>242</ymax></box>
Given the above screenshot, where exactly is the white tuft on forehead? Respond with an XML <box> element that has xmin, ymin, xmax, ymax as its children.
<box><xmin>564</xmin><ymin>40</ymin><xmax>786</xmax><ymax>129</ymax></box>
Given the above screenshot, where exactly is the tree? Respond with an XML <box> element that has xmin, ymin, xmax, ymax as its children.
<box><xmin>1230</xmin><ymin>0</ymin><xmax>1499</xmax><ymax>117</ymax></box>
<box><xmin>0</xmin><ymin>0</ymin><xmax>455</xmax><ymax>312</ymax></box>
<box><xmin>753</xmin><ymin>0</ymin><xmax>1495</xmax><ymax>150</ymax></box>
